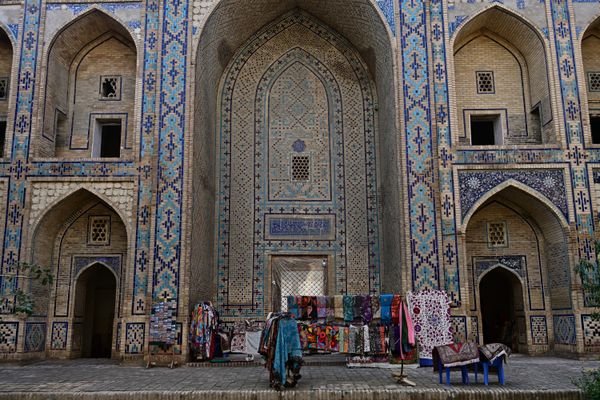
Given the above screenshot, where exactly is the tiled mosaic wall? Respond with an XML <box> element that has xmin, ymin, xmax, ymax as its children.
<box><xmin>215</xmin><ymin>12</ymin><xmax>381</xmax><ymax>317</ymax></box>
<box><xmin>0</xmin><ymin>0</ymin><xmax>600</xmax><ymax>357</ymax></box>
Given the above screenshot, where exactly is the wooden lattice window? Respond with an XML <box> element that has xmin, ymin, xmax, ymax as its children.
<box><xmin>88</xmin><ymin>216</ymin><xmax>110</xmax><ymax>245</ymax></box>
<box><xmin>99</xmin><ymin>76</ymin><xmax>121</xmax><ymax>100</ymax></box>
<box><xmin>487</xmin><ymin>221</ymin><xmax>507</xmax><ymax>247</ymax></box>
<box><xmin>476</xmin><ymin>71</ymin><xmax>495</xmax><ymax>94</ymax></box>
<box><xmin>588</xmin><ymin>72</ymin><xmax>600</xmax><ymax>92</ymax></box>
<box><xmin>291</xmin><ymin>155</ymin><xmax>310</xmax><ymax>182</ymax></box>
<box><xmin>0</xmin><ymin>77</ymin><xmax>8</xmax><ymax>100</ymax></box>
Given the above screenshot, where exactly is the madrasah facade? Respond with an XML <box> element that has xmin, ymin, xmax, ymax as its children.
<box><xmin>0</xmin><ymin>0</ymin><xmax>599</xmax><ymax>360</ymax></box>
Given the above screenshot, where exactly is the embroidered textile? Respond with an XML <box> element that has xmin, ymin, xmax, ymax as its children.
<box><xmin>479</xmin><ymin>343</ymin><xmax>512</xmax><ymax>364</ymax></box>
<box><xmin>432</xmin><ymin>342</ymin><xmax>480</xmax><ymax>371</ymax></box>
<box><xmin>407</xmin><ymin>290</ymin><xmax>453</xmax><ymax>361</ymax></box>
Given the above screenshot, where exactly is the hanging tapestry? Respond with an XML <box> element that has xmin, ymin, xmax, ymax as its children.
<box><xmin>407</xmin><ymin>289</ymin><xmax>453</xmax><ymax>362</ymax></box>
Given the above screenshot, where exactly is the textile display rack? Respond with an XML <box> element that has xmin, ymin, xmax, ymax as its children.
<box><xmin>147</xmin><ymin>298</ymin><xmax>178</xmax><ymax>369</ymax></box>
<box><xmin>189</xmin><ymin>302</ymin><xmax>220</xmax><ymax>361</ymax></box>
<box><xmin>258</xmin><ymin>294</ymin><xmax>417</xmax><ymax>389</ymax></box>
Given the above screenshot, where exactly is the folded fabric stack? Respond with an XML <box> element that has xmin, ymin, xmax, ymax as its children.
<box><xmin>189</xmin><ymin>302</ymin><xmax>219</xmax><ymax>360</ymax></box>
<box><xmin>259</xmin><ymin>313</ymin><xmax>303</xmax><ymax>390</ymax></box>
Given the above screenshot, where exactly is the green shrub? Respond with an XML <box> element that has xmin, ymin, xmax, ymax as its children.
<box><xmin>574</xmin><ymin>368</ymin><xmax>600</xmax><ymax>400</ymax></box>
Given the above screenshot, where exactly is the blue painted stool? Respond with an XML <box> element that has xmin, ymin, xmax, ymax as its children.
<box><xmin>479</xmin><ymin>358</ymin><xmax>505</xmax><ymax>385</ymax></box>
<box><xmin>437</xmin><ymin>358</ymin><xmax>475</xmax><ymax>386</ymax></box>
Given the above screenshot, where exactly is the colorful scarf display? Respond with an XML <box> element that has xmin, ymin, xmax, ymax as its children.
<box><xmin>380</xmin><ymin>294</ymin><xmax>393</xmax><ymax>325</ymax></box>
<box><xmin>189</xmin><ymin>302</ymin><xmax>219</xmax><ymax>360</ymax></box>
<box><xmin>278</xmin><ymin>294</ymin><xmax>416</xmax><ymax>361</ymax></box>
<box><xmin>407</xmin><ymin>289</ymin><xmax>453</xmax><ymax>364</ymax></box>
<box><xmin>260</xmin><ymin>313</ymin><xmax>303</xmax><ymax>390</ymax></box>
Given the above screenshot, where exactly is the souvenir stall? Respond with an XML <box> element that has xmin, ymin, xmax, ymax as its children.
<box><xmin>189</xmin><ymin>302</ymin><xmax>220</xmax><ymax>361</ymax></box>
<box><xmin>257</xmin><ymin>294</ymin><xmax>417</xmax><ymax>389</ymax></box>
<box><xmin>147</xmin><ymin>298</ymin><xmax>178</xmax><ymax>368</ymax></box>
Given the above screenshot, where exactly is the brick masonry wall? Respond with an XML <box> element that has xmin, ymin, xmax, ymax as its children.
<box><xmin>455</xmin><ymin>35</ymin><xmax>533</xmax><ymax>143</ymax></box>
<box><xmin>0</xmin><ymin>33</ymin><xmax>12</xmax><ymax>119</ymax></box>
<box><xmin>582</xmin><ymin>31</ymin><xmax>600</xmax><ymax>107</ymax></box>
<box><xmin>465</xmin><ymin>201</ymin><xmax>550</xmax><ymax>353</ymax></box>
<box><xmin>1</xmin><ymin>0</ymin><xmax>600</xmax><ymax>360</ymax></box>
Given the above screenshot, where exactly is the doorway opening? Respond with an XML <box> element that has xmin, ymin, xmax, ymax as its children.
<box><xmin>74</xmin><ymin>263</ymin><xmax>116</xmax><ymax>358</ymax></box>
<box><xmin>479</xmin><ymin>267</ymin><xmax>524</xmax><ymax>350</ymax></box>
<box><xmin>271</xmin><ymin>255</ymin><xmax>328</xmax><ymax>313</ymax></box>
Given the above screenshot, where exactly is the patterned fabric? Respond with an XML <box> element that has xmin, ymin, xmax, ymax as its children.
<box><xmin>407</xmin><ymin>289</ymin><xmax>453</xmax><ymax>361</ymax></box>
<box><xmin>317</xmin><ymin>325</ymin><xmax>327</xmax><ymax>350</ymax></box>
<box><xmin>343</xmin><ymin>295</ymin><xmax>354</xmax><ymax>322</ymax></box>
<box><xmin>287</xmin><ymin>296</ymin><xmax>299</xmax><ymax>319</ymax></box>
<box><xmin>317</xmin><ymin>296</ymin><xmax>327</xmax><ymax>319</ymax></box>
<box><xmin>479</xmin><ymin>343</ymin><xmax>511</xmax><ymax>364</ymax></box>
<box><xmin>362</xmin><ymin>296</ymin><xmax>373</xmax><ymax>323</ymax></box>
<box><xmin>391</xmin><ymin>295</ymin><xmax>401</xmax><ymax>324</ymax></box>
<box><xmin>371</xmin><ymin>295</ymin><xmax>381</xmax><ymax>320</ymax></box>
<box><xmin>380</xmin><ymin>294</ymin><xmax>393</xmax><ymax>325</ymax></box>
<box><xmin>327</xmin><ymin>325</ymin><xmax>339</xmax><ymax>352</ymax></box>
<box><xmin>334</xmin><ymin>295</ymin><xmax>344</xmax><ymax>320</ymax></box>
<box><xmin>433</xmin><ymin>342</ymin><xmax>479</xmax><ymax>371</ymax></box>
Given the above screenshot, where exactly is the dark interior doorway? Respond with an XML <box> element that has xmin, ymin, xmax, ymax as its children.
<box><xmin>75</xmin><ymin>264</ymin><xmax>116</xmax><ymax>358</ymax></box>
<box><xmin>479</xmin><ymin>267</ymin><xmax>523</xmax><ymax>350</ymax></box>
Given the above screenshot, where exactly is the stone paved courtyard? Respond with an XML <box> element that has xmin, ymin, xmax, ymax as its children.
<box><xmin>0</xmin><ymin>355</ymin><xmax>598</xmax><ymax>399</ymax></box>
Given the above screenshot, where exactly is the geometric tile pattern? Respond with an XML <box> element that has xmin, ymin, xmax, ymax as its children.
<box><xmin>430</xmin><ymin>0</ymin><xmax>461</xmax><ymax>306</ymax></box>
<box><xmin>549</xmin><ymin>0</ymin><xmax>594</xmax><ymax>260</ymax></box>
<box><xmin>530</xmin><ymin>315</ymin><xmax>548</xmax><ymax>345</ymax></box>
<box><xmin>582</xmin><ymin>315</ymin><xmax>600</xmax><ymax>346</ymax></box>
<box><xmin>0</xmin><ymin>322</ymin><xmax>18</xmax><ymax>353</ymax></box>
<box><xmin>51</xmin><ymin>322</ymin><xmax>68</xmax><ymax>350</ymax></box>
<box><xmin>458</xmin><ymin>169</ymin><xmax>568</xmax><ymax>220</ymax></box>
<box><xmin>24</xmin><ymin>322</ymin><xmax>46</xmax><ymax>352</ymax></box>
<box><xmin>450</xmin><ymin>316</ymin><xmax>468</xmax><ymax>343</ymax></box>
<box><xmin>216</xmin><ymin>12</ymin><xmax>381</xmax><ymax>317</ymax></box>
<box><xmin>375</xmin><ymin>0</ymin><xmax>396</xmax><ymax>36</ymax></box>
<box><xmin>553</xmin><ymin>315</ymin><xmax>576</xmax><ymax>345</ymax></box>
<box><xmin>400</xmin><ymin>0</ymin><xmax>441</xmax><ymax>292</ymax></box>
<box><xmin>132</xmin><ymin>0</ymin><xmax>161</xmax><ymax>315</ymax></box>
<box><xmin>0</xmin><ymin>0</ymin><xmax>42</xmax><ymax>314</ymax></box>
<box><xmin>469</xmin><ymin>316</ymin><xmax>480</xmax><ymax>344</ymax></box>
<box><xmin>115</xmin><ymin>322</ymin><xmax>121</xmax><ymax>351</ymax></box>
<box><xmin>151</xmin><ymin>0</ymin><xmax>189</xmax><ymax>307</ymax></box>
<box><xmin>125</xmin><ymin>323</ymin><xmax>145</xmax><ymax>354</ymax></box>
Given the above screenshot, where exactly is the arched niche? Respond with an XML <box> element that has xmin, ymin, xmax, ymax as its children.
<box><xmin>0</xmin><ymin>26</ymin><xmax>14</xmax><ymax>159</ymax></box>
<box><xmin>38</xmin><ymin>9</ymin><xmax>137</xmax><ymax>159</ymax></box>
<box><xmin>464</xmin><ymin>185</ymin><xmax>572</xmax><ymax>353</ymax></box>
<box><xmin>30</xmin><ymin>189</ymin><xmax>128</xmax><ymax>334</ymax></box>
<box><xmin>452</xmin><ymin>6</ymin><xmax>556</xmax><ymax>146</ymax></box>
<box><xmin>581</xmin><ymin>15</ymin><xmax>600</xmax><ymax>145</ymax></box>
<box><xmin>192</xmin><ymin>3</ymin><xmax>399</xmax><ymax>318</ymax></box>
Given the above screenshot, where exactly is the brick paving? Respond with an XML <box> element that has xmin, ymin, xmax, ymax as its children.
<box><xmin>0</xmin><ymin>355</ymin><xmax>597</xmax><ymax>399</ymax></box>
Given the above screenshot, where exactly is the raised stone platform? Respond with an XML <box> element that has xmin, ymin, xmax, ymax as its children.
<box><xmin>0</xmin><ymin>355</ymin><xmax>596</xmax><ymax>399</ymax></box>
